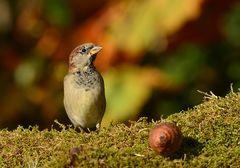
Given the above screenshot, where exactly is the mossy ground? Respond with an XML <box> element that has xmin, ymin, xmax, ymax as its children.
<box><xmin>0</xmin><ymin>91</ymin><xmax>240</xmax><ymax>167</ymax></box>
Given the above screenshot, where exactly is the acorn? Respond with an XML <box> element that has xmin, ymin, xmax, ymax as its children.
<box><xmin>148</xmin><ymin>122</ymin><xmax>182</xmax><ymax>156</ymax></box>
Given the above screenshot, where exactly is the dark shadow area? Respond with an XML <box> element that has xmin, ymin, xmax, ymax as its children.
<box><xmin>169</xmin><ymin>136</ymin><xmax>204</xmax><ymax>160</ymax></box>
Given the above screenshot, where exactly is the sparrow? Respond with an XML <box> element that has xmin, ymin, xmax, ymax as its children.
<box><xmin>63</xmin><ymin>43</ymin><xmax>106</xmax><ymax>132</ymax></box>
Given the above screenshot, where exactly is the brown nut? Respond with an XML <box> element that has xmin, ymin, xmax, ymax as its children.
<box><xmin>148</xmin><ymin>122</ymin><xmax>182</xmax><ymax>156</ymax></box>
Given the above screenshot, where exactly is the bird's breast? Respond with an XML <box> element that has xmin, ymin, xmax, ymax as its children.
<box><xmin>63</xmin><ymin>73</ymin><xmax>105</xmax><ymax>128</ymax></box>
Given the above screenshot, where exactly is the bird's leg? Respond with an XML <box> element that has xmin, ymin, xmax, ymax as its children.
<box><xmin>96</xmin><ymin>123</ymin><xmax>101</xmax><ymax>133</ymax></box>
<box><xmin>76</xmin><ymin>125</ymin><xmax>85</xmax><ymax>133</ymax></box>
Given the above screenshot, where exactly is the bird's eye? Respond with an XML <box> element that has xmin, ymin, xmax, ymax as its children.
<box><xmin>81</xmin><ymin>48</ymin><xmax>86</xmax><ymax>53</ymax></box>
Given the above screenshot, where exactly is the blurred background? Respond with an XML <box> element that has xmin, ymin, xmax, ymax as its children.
<box><xmin>0</xmin><ymin>0</ymin><xmax>240</xmax><ymax>129</ymax></box>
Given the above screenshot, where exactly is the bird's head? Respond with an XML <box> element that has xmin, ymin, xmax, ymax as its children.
<box><xmin>68</xmin><ymin>43</ymin><xmax>102</xmax><ymax>73</ymax></box>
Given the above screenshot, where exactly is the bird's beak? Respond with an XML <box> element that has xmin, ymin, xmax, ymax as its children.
<box><xmin>89</xmin><ymin>46</ymin><xmax>102</xmax><ymax>56</ymax></box>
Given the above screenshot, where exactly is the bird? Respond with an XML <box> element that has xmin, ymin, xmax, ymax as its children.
<box><xmin>63</xmin><ymin>43</ymin><xmax>106</xmax><ymax>132</ymax></box>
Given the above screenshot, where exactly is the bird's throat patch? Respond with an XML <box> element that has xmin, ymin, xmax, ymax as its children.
<box><xmin>74</xmin><ymin>69</ymin><xmax>98</xmax><ymax>90</ymax></box>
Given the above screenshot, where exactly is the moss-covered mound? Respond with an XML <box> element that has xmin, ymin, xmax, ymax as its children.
<box><xmin>0</xmin><ymin>91</ymin><xmax>239</xmax><ymax>167</ymax></box>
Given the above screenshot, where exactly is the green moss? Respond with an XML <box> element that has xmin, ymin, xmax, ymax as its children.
<box><xmin>0</xmin><ymin>91</ymin><xmax>240</xmax><ymax>167</ymax></box>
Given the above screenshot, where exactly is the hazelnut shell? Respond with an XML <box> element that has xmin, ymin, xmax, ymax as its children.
<box><xmin>149</xmin><ymin>122</ymin><xmax>182</xmax><ymax>156</ymax></box>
